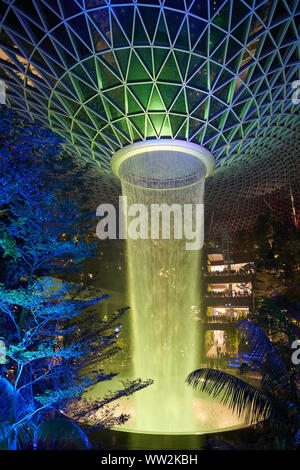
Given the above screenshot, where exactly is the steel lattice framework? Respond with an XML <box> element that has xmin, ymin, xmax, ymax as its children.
<box><xmin>0</xmin><ymin>0</ymin><xmax>299</xmax><ymax>232</ymax></box>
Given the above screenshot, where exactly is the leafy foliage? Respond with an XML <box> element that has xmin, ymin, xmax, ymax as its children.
<box><xmin>33</xmin><ymin>418</ymin><xmax>91</xmax><ymax>450</ymax></box>
<box><xmin>253</xmin><ymin>214</ymin><xmax>300</xmax><ymax>301</ymax></box>
<box><xmin>187</xmin><ymin>368</ymin><xmax>273</xmax><ymax>424</ymax></box>
<box><xmin>0</xmin><ymin>109</ymin><xmax>150</xmax><ymax>449</ymax></box>
<box><xmin>235</xmin><ymin>319</ymin><xmax>292</xmax><ymax>397</ymax></box>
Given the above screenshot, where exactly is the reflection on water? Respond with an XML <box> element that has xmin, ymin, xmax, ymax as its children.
<box><xmin>206</xmin><ymin>330</ymin><xmax>227</xmax><ymax>359</ymax></box>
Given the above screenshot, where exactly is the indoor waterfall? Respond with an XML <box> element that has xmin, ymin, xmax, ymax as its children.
<box><xmin>111</xmin><ymin>140</ymin><xmax>215</xmax><ymax>434</ymax></box>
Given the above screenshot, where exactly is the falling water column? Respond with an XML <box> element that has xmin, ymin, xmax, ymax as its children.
<box><xmin>111</xmin><ymin>140</ymin><xmax>215</xmax><ymax>434</ymax></box>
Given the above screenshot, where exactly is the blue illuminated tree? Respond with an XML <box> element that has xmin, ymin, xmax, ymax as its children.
<box><xmin>0</xmin><ymin>109</ymin><xmax>151</xmax><ymax>449</ymax></box>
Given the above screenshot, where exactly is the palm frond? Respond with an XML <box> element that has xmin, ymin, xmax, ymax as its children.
<box><xmin>14</xmin><ymin>422</ymin><xmax>35</xmax><ymax>449</ymax></box>
<box><xmin>235</xmin><ymin>319</ymin><xmax>291</xmax><ymax>395</ymax></box>
<box><xmin>186</xmin><ymin>368</ymin><xmax>273</xmax><ymax>424</ymax></box>
<box><xmin>0</xmin><ymin>421</ymin><xmax>34</xmax><ymax>450</ymax></box>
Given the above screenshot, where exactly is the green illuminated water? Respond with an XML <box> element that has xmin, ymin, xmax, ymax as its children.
<box><xmin>122</xmin><ymin>181</ymin><xmax>204</xmax><ymax>433</ymax></box>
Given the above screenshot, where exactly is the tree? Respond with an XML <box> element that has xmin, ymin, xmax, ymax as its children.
<box><xmin>0</xmin><ymin>109</ymin><xmax>151</xmax><ymax>449</ymax></box>
<box><xmin>252</xmin><ymin>214</ymin><xmax>300</xmax><ymax>301</ymax></box>
<box><xmin>233</xmin><ymin>213</ymin><xmax>299</xmax><ymax>303</ymax></box>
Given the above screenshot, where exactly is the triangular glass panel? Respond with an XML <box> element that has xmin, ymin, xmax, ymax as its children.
<box><xmin>188</xmin><ymin>117</ymin><xmax>202</xmax><ymax>138</ymax></box>
<box><xmin>138</xmin><ymin>6</ymin><xmax>160</xmax><ymax>42</ymax></box>
<box><xmin>149</xmin><ymin>113</ymin><xmax>165</xmax><ymax>135</ymax></box>
<box><xmin>154</xmin><ymin>14</ymin><xmax>170</xmax><ymax>46</ymax></box>
<box><xmin>129</xmin><ymin>114</ymin><xmax>146</xmax><ymax>137</ymax></box>
<box><xmin>170</xmin><ymin>89</ymin><xmax>187</xmax><ymax>113</ymax></box>
<box><xmin>157</xmin><ymin>84</ymin><xmax>181</xmax><ymax>109</ymax></box>
<box><xmin>190</xmin><ymin>1</ymin><xmax>208</xmax><ymax>20</ymax></box>
<box><xmin>59</xmin><ymin>0</ymin><xmax>82</xmax><ymax>18</ymax></box>
<box><xmin>103</xmin><ymin>96</ymin><xmax>123</xmax><ymax>119</ymax></box>
<box><xmin>158</xmin><ymin>53</ymin><xmax>181</xmax><ymax>82</ymax></box>
<box><xmin>50</xmin><ymin>24</ymin><xmax>75</xmax><ymax>55</ymax></box>
<box><xmin>128</xmin><ymin>121</ymin><xmax>144</xmax><ymax>141</ymax></box>
<box><xmin>175</xmin><ymin>119</ymin><xmax>187</xmax><ymax>138</ymax></box>
<box><xmin>101</xmin><ymin>50</ymin><xmax>121</xmax><ymax>76</ymax></box>
<box><xmin>188</xmin><ymin>16</ymin><xmax>207</xmax><ymax>48</ymax></box>
<box><xmin>133</xmin><ymin>11</ymin><xmax>150</xmax><ymax>44</ymax></box>
<box><xmin>136</xmin><ymin>47</ymin><xmax>153</xmax><ymax>77</ymax></box>
<box><xmin>113</xmin><ymin>5</ymin><xmax>134</xmax><ymax>41</ymax></box>
<box><xmin>194</xmin><ymin>28</ymin><xmax>209</xmax><ymax>56</ymax></box>
<box><xmin>129</xmin><ymin>83</ymin><xmax>153</xmax><ymax>109</ymax></box>
<box><xmin>88</xmin><ymin>95</ymin><xmax>107</xmax><ymax>117</ymax></box>
<box><xmin>126</xmin><ymin>88</ymin><xmax>146</xmax><ymax>113</ymax></box>
<box><xmin>116</xmin><ymin>117</ymin><xmax>131</xmax><ymax>140</ymax></box>
<box><xmin>148</xmin><ymin>86</ymin><xmax>165</xmax><ymax>111</ymax></box>
<box><xmin>164</xmin><ymin>9</ymin><xmax>185</xmax><ymax>44</ymax></box>
<box><xmin>104</xmin><ymin>85</ymin><xmax>125</xmax><ymax>113</ymax></box>
<box><xmin>185</xmin><ymin>87</ymin><xmax>204</xmax><ymax>113</ymax></box>
<box><xmin>86</xmin><ymin>108</ymin><xmax>107</xmax><ymax>128</ymax></box>
<box><xmin>153</xmin><ymin>48</ymin><xmax>169</xmax><ymax>76</ymax></box>
<box><xmin>174</xmin><ymin>50</ymin><xmax>189</xmax><ymax>80</ymax></box>
<box><xmin>111</xmin><ymin>13</ymin><xmax>129</xmax><ymax>47</ymax></box>
<box><xmin>68</xmin><ymin>15</ymin><xmax>91</xmax><ymax>49</ymax></box>
<box><xmin>114</xmin><ymin>48</ymin><xmax>131</xmax><ymax>79</ymax></box>
<box><xmin>88</xmin><ymin>21</ymin><xmax>110</xmax><ymax>51</ymax></box>
<box><xmin>188</xmin><ymin>65</ymin><xmax>209</xmax><ymax>91</ymax></box>
<box><xmin>174</xmin><ymin>18</ymin><xmax>189</xmax><ymax>50</ymax></box>
<box><xmin>87</xmin><ymin>8</ymin><xmax>111</xmax><ymax>46</ymax></box>
<box><xmin>146</xmin><ymin>115</ymin><xmax>156</xmax><ymax>137</ymax></box>
<box><xmin>127</xmin><ymin>52</ymin><xmax>150</xmax><ymax>81</ymax></box>
<box><xmin>230</xmin><ymin>2</ymin><xmax>251</xmax><ymax>29</ymax></box>
<box><xmin>160</xmin><ymin>115</ymin><xmax>171</xmax><ymax>136</ymax></box>
<box><xmin>97</xmin><ymin>59</ymin><xmax>121</xmax><ymax>88</ymax></box>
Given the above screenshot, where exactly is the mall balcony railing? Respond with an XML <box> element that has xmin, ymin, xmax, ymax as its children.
<box><xmin>205</xmin><ymin>293</ymin><xmax>252</xmax><ymax>308</ymax></box>
<box><xmin>206</xmin><ymin>314</ymin><xmax>247</xmax><ymax>324</ymax></box>
<box><xmin>203</xmin><ymin>269</ymin><xmax>254</xmax><ymax>283</ymax></box>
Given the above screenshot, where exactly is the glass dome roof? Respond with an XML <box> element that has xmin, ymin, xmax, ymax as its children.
<box><xmin>0</xmin><ymin>0</ymin><xmax>298</xmax><ymax>174</ymax></box>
